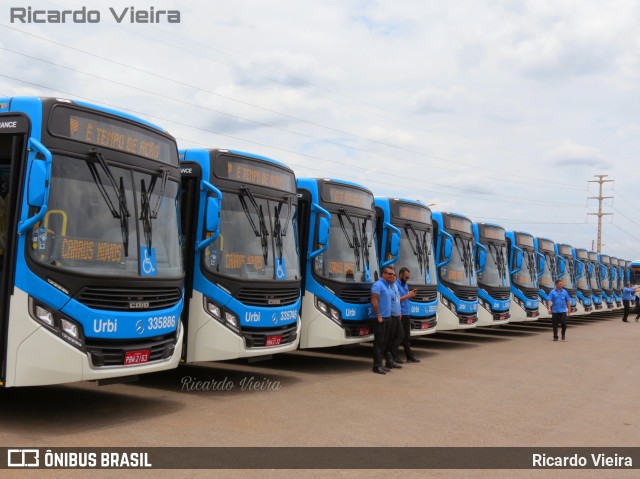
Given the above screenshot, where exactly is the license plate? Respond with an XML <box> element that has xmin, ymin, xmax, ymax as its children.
<box><xmin>358</xmin><ymin>327</ymin><xmax>370</xmax><ymax>336</ymax></box>
<box><xmin>265</xmin><ymin>335</ymin><xmax>282</xmax><ymax>347</ymax></box>
<box><xmin>421</xmin><ymin>322</ymin><xmax>430</xmax><ymax>330</ymax></box>
<box><xmin>466</xmin><ymin>318</ymin><xmax>474</xmax><ymax>324</ymax></box>
<box><xmin>124</xmin><ymin>349</ymin><xmax>150</xmax><ymax>365</ymax></box>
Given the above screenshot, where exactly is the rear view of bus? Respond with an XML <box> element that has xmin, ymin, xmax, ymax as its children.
<box><xmin>297</xmin><ymin>179</ymin><xmax>379</xmax><ymax>347</ymax></box>
<box><xmin>0</xmin><ymin>97</ymin><xmax>184</xmax><ymax>387</ymax></box>
<box><xmin>506</xmin><ymin>231</ymin><xmax>539</xmax><ymax>322</ymax></box>
<box><xmin>180</xmin><ymin>149</ymin><xmax>301</xmax><ymax>362</ymax></box>
<box><xmin>586</xmin><ymin>251</ymin><xmax>604</xmax><ymax>311</ymax></box>
<box><xmin>573</xmin><ymin>248</ymin><xmax>593</xmax><ymax>315</ymax></box>
<box><xmin>473</xmin><ymin>223</ymin><xmax>510</xmax><ymax>326</ymax></box>
<box><xmin>535</xmin><ymin>237</ymin><xmax>556</xmax><ymax>319</ymax></box>
<box><xmin>375</xmin><ymin>198</ymin><xmax>438</xmax><ymax>335</ymax></box>
<box><xmin>598</xmin><ymin>254</ymin><xmax>615</xmax><ymax>310</ymax></box>
<box><xmin>432</xmin><ymin>212</ymin><xmax>478</xmax><ymax>330</ymax></box>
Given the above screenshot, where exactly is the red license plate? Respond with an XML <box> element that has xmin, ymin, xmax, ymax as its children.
<box><xmin>265</xmin><ymin>335</ymin><xmax>282</xmax><ymax>347</ymax></box>
<box><xmin>421</xmin><ymin>322</ymin><xmax>430</xmax><ymax>330</ymax></box>
<box><xmin>358</xmin><ymin>327</ymin><xmax>370</xmax><ymax>336</ymax></box>
<box><xmin>466</xmin><ymin>318</ymin><xmax>474</xmax><ymax>324</ymax></box>
<box><xmin>124</xmin><ymin>349</ymin><xmax>150</xmax><ymax>365</ymax></box>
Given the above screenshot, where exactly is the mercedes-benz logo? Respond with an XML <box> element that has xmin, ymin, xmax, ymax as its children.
<box><xmin>135</xmin><ymin>320</ymin><xmax>145</xmax><ymax>335</ymax></box>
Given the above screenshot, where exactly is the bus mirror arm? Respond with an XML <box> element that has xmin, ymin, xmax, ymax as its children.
<box><xmin>510</xmin><ymin>245</ymin><xmax>524</xmax><ymax>275</ymax></box>
<box><xmin>18</xmin><ymin>138</ymin><xmax>53</xmax><ymax>235</ymax></box>
<box><xmin>475</xmin><ymin>242</ymin><xmax>487</xmax><ymax>274</ymax></box>
<box><xmin>436</xmin><ymin>230</ymin><xmax>454</xmax><ymax>268</ymax></box>
<box><xmin>381</xmin><ymin>222</ymin><xmax>401</xmax><ymax>267</ymax></box>
<box><xmin>308</xmin><ymin>204</ymin><xmax>331</xmax><ymax>260</ymax></box>
<box><xmin>195</xmin><ymin>180</ymin><xmax>223</xmax><ymax>252</ymax></box>
<box><xmin>536</xmin><ymin>252</ymin><xmax>545</xmax><ymax>278</ymax></box>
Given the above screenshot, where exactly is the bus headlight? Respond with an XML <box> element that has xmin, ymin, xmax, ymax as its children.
<box><xmin>61</xmin><ymin>318</ymin><xmax>79</xmax><ymax>338</ymax></box>
<box><xmin>204</xmin><ymin>298</ymin><xmax>241</xmax><ymax>335</ymax></box>
<box><xmin>35</xmin><ymin>305</ymin><xmax>54</xmax><ymax>326</ymax></box>
<box><xmin>28</xmin><ymin>297</ymin><xmax>85</xmax><ymax>351</ymax></box>
<box><xmin>315</xmin><ymin>298</ymin><xmax>341</xmax><ymax>324</ymax></box>
<box><xmin>315</xmin><ymin>298</ymin><xmax>329</xmax><ymax>315</ymax></box>
<box><xmin>225</xmin><ymin>311</ymin><xmax>239</xmax><ymax>331</ymax></box>
<box><xmin>330</xmin><ymin>308</ymin><xmax>341</xmax><ymax>323</ymax></box>
<box><xmin>206</xmin><ymin>302</ymin><xmax>221</xmax><ymax>319</ymax></box>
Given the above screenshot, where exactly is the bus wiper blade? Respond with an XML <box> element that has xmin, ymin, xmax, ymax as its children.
<box><xmin>240</xmin><ymin>186</ymin><xmax>269</xmax><ymax>266</ymax></box>
<box><xmin>406</xmin><ymin>223</ymin><xmax>425</xmax><ymax>275</ymax></box>
<box><xmin>338</xmin><ymin>208</ymin><xmax>361</xmax><ymax>272</ymax></box>
<box><xmin>361</xmin><ymin>216</ymin><xmax>372</xmax><ymax>270</ymax></box>
<box><xmin>139</xmin><ymin>167</ymin><xmax>170</xmax><ymax>250</ymax></box>
<box><xmin>272</xmin><ymin>194</ymin><xmax>294</xmax><ymax>263</ymax></box>
<box><xmin>88</xmin><ymin>149</ymin><xmax>130</xmax><ymax>256</ymax></box>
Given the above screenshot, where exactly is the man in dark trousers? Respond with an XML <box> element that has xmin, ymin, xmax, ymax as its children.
<box><xmin>395</xmin><ymin>267</ymin><xmax>420</xmax><ymax>363</ymax></box>
<box><xmin>370</xmin><ymin>266</ymin><xmax>397</xmax><ymax>374</ymax></box>
<box><xmin>547</xmin><ymin>279</ymin><xmax>572</xmax><ymax>341</ymax></box>
<box><xmin>621</xmin><ymin>282</ymin><xmax>640</xmax><ymax>322</ymax></box>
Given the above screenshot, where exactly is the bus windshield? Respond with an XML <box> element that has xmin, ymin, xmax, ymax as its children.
<box><xmin>539</xmin><ymin>252</ymin><xmax>556</xmax><ymax>289</ymax></box>
<box><xmin>399</xmin><ymin>225</ymin><xmax>437</xmax><ymax>286</ymax></box>
<box><xmin>576</xmin><ymin>261</ymin><xmax>589</xmax><ymax>290</ymax></box>
<box><xmin>203</xmin><ymin>191</ymin><xmax>300</xmax><ymax>281</ymax></box>
<box><xmin>513</xmin><ymin>249</ymin><xmax>538</xmax><ymax>289</ymax></box>
<box><xmin>28</xmin><ymin>155</ymin><xmax>182</xmax><ymax>277</ymax></box>
<box><xmin>314</xmin><ymin>211</ymin><xmax>378</xmax><ymax>283</ymax></box>
<box><xmin>440</xmin><ymin>235</ymin><xmax>477</xmax><ymax>286</ymax></box>
<box><xmin>478</xmin><ymin>242</ymin><xmax>509</xmax><ymax>288</ymax></box>
<box><xmin>559</xmin><ymin>257</ymin><xmax>577</xmax><ymax>288</ymax></box>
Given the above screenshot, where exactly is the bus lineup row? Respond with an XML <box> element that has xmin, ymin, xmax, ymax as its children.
<box><xmin>0</xmin><ymin>97</ymin><xmax>636</xmax><ymax>387</ymax></box>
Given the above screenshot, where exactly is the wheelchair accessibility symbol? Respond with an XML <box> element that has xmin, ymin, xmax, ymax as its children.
<box><xmin>275</xmin><ymin>258</ymin><xmax>286</xmax><ymax>280</ymax></box>
<box><xmin>140</xmin><ymin>247</ymin><xmax>157</xmax><ymax>277</ymax></box>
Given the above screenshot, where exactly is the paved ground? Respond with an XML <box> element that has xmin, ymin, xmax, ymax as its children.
<box><xmin>2</xmin><ymin>311</ymin><xmax>639</xmax><ymax>478</ymax></box>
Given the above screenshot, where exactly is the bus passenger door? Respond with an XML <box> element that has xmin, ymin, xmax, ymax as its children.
<box><xmin>0</xmin><ymin>116</ymin><xmax>29</xmax><ymax>386</ymax></box>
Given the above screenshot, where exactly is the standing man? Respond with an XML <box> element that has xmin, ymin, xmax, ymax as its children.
<box><xmin>385</xmin><ymin>273</ymin><xmax>403</xmax><ymax>370</ymax></box>
<box><xmin>547</xmin><ymin>279</ymin><xmax>572</xmax><ymax>341</ymax></box>
<box><xmin>395</xmin><ymin>267</ymin><xmax>420</xmax><ymax>363</ymax></box>
<box><xmin>621</xmin><ymin>282</ymin><xmax>640</xmax><ymax>322</ymax></box>
<box><xmin>370</xmin><ymin>266</ymin><xmax>396</xmax><ymax>374</ymax></box>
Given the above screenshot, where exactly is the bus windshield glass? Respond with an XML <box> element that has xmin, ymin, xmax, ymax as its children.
<box><xmin>439</xmin><ymin>235</ymin><xmax>477</xmax><ymax>286</ymax></box>
<box><xmin>478</xmin><ymin>242</ymin><xmax>509</xmax><ymax>288</ymax></box>
<box><xmin>28</xmin><ymin>155</ymin><xmax>182</xmax><ymax>277</ymax></box>
<box><xmin>539</xmin><ymin>252</ymin><xmax>556</xmax><ymax>289</ymax></box>
<box><xmin>399</xmin><ymin>225</ymin><xmax>437</xmax><ymax>286</ymax></box>
<box><xmin>576</xmin><ymin>261</ymin><xmax>589</xmax><ymax>290</ymax></box>
<box><xmin>513</xmin><ymin>248</ymin><xmax>538</xmax><ymax>289</ymax></box>
<box><xmin>203</xmin><ymin>191</ymin><xmax>300</xmax><ymax>281</ymax></box>
<box><xmin>314</xmin><ymin>211</ymin><xmax>378</xmax><ymax>283</ymax></box>
<box><xmin>559</xmin><ymin>256</ymin><xmax>577</xmax><ymax>288</ymax></box>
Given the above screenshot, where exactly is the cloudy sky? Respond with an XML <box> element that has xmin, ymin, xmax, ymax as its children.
<box><xmin>2</xmin><ymin>0</ymin><xmax>639</xmax><ymax>259</ymax></box>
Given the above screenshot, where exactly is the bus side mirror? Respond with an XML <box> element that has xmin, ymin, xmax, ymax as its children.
<box><xmin>317</xmin><ymin>216</ymin><xmax>330</xmax><ymax>246</ymax></box>
<box><xmin>389</xmin><ymin>231</ymin><xmax>400</xmax><ymax>257</ymax></box>
<box><xmin>27</xmin><ymin>159</ymin><xmax>47</xmax><ymax>207</ymax></box>
<box><xmin>514</xmin><ymin>251</ymin><xmax>522</xmax><ymax>269</ymax></box>
<box><xmin>538</xmin><ymin>256</ymin><xmax>545</xmax><ymax>272</ymax></box>
<box><xmin>443</xmin><ymin>237</ymin><xmax>452</xmax><ymax>259</ymax></box>
<box><xmin>205</xmin><ymin>197</ymin><xmax>220</xmax><ymax>233</ymax></box>
<box><xmin>577</xmin><ymin>262</ymin><xmax>584</xmax><ymax>275</ymax></box>
<box><xmin>558</xmin><ymin>261</ymin><xmax>565</xmax><ymax>275</ymax></box>
<box><xmin>478</xmin><ymin>249</ymin><xmax>487</xmax><ymax>269</ymax></box>
<box><xmin>588</xmin><ymin>263</ymin><xmax>594</xmax><ymax>275</ymax></box>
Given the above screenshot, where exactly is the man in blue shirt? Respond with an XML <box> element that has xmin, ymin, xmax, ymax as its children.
<box><xmin>621</xmin><ymin>282</ymin><xmax>640</xmax><ymax>322</ymax></box>
<box><xmin>370</xmin><ymin>266</ymin><xmax>396</xmax><ymax>374</ymax></box>
<box><xmin>547</xmin><ymin>279</ymin><xmax>572</xmax><ymax>341</ymax></box>
<box><xmin>394</xmin><ymin>267</ymin><xmax>420</xmax><ymax>363</ymax></box>
<box><xmin>384</xmin><ymin>275</ymin><xmax>403</xmax><ymax>369</ymax></box>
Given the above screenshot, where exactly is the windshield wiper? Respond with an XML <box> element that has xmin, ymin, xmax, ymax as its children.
<box><xmin>273</xmin><ymin>194</ymin><xmax>293</xmax><ymax>262</ymax></box>
<box><xmin>337</xmin><ymin>208</ymin><xmax>361</xmax><ymax>272</ymax></box>
<box><xmin>87</xmin><ymin>149</ymin><xmax>130</xmax><ymax>256</ymax></box>
<box><xmin>239</xmin><ymin>186</ymin><xmax>269</xmax><ymax>266</ymax></box>
<box><xmin>487</xmin><ymin>243</ymin><xmax>508</xmax><ymax>287</ymax></box>
<box><xmin>405</xmin><ymin>224</ymin><xmax>424</xmax><ymax>275</ymax></box>
<box><xmin>360</xmin><ymin>216</ymin><xmax>373</xmax><ymax>274</ymax></box>
<box><xmin>454</xmin><ymin>236</ymin><xmax>474</xmax><ymax>282</ymax></box>
<box><xmin>139</xmin><ymin>167</ymin><xmax>169</xmax><ymax>250</ymax></box>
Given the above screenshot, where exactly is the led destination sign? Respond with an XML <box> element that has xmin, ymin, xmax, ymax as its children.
<box><xmin>446</xmin><ymin>216</ymin><xmax>472</xmax><ymax>235</ymax></box>
<box><xmin>49</xmin><ymin>106</ymin><xmax>177</xmax><ymax>165</ymax></box>
<box><xmin>393</xmin><ymin>203</ymin><xmax>431</xmax><ymax>224</ymax></box>
<box><xmin>322</xmin><ymin>184</ymin><xmax>373</xmax><ymax>210</ymax></box>
<box><xmin>215</xmin><ymin>155</ymin><xmax>296</xmax><ymax>193</ymax></box>
<box><xmin>481</xmin><ymin>226</ymin><xmax>505</xmax><ymax>241</ymax></box>
<box><xmin>516</xmin><ymin>234</ymin><xmax>534</xmax><ymax>248</ymax></box>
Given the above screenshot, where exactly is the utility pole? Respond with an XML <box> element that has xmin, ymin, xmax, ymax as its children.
<box><xmin>587</xmin><ymin>175</ymin><xmax>614</xmax><ymax>253</ymax></box>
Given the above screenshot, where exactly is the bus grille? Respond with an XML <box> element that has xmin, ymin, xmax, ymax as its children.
<box><xmin>523</xmin><ymin>288</ymin><xmax>539</xmax><ymax>300</ymax></box>
<box><xmin>411</xmin><ymin>286</ymin><xmax>437</xmax><ymax>303</ymax></box>
<box><xmin>482</xmin><ymin>286</ymin><xmax>510</xmax><ymax>300</ymax></box>
<box><xmin>241</xmin><ymin>323</ymin><xmax>298</xmax><ymax>348</ymax></box>
<box><xmin>76</xmin><ymin>287</ymin><xmax>182</xmax><ymax>311</ymax></box>
<box><xmin>235</xmin><ymin>287</ymin><xmax>300</xmax><ymax>306</ymax></box>
<box><xmin>338</xmin><ymin>287</ymin><xmax>372</xmax><ymax>304</ymax></box>
<box><xmin>85</xmin><ymin>333</ymin><xmax>177</xmax><ymax>367</ymax></box>
<box><xmin>455</xmin><ymin>287</ymin><xmax>478</xmax><ymax>302</ymax></box>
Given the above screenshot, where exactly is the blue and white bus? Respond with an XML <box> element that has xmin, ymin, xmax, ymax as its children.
<box><xmin>375</xmin><ymin>198</ymin><xmax>438</xmax><ymax>334</ymax></box>
<box><xmin>535</xmin><ymin>237</ymin><xmax>556</xmax><ymax>320</ymax></box>
<box><xmin>598</xmin><ymin>254</ymin><xmax>615</xmax><ymax>310</ymax></box>
<box><xmin>432</xmin><ymin>212</ymin><xmax>478</xmax><ymax>330</ymax></box>
<box><xmin>297</xmin><ymin>178</ymin><xmax>379</xmax><ymax>347</ymax></box>
<box><xmin>473</xmin><ymin>222</ymin><xmax>510</xmax><ymax>326</ymax></box>
<box><xmin>555</xmin><ymin>243</ymin><xmax>578</xmax><ymax>314</ymax></box>
<box><xmin>573</xmin><ymin>248</ymin><xmax>593</xmax><ymax>315</ymax></box>
<box><xmin>586</xmin><ymin>251</ymin><xmax>604</xmax><ymax>311</ymax></box>
<box><xmin>179</xmin><ymin>149</ymin><xmax>300</xmax><ymax>361</ymax></box>
<box><xmin>506</xmin><ymin>231</ymin><xmax>539</xmax><ymax>322</ymax></box>
<box><xmin>610</xmin><ymin>257</ymin><xmax>623</xmax><ymax>309</ymax></box>
<box><xmin>0</xmin><ymin>97</ymin><xmax>184</xmax><ymax>387</ymax></box>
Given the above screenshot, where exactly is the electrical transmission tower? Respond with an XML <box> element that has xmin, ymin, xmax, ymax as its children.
<box><xmin>587</xmin><ymin>175</ymin><xmax>613</xmax><ymax>253</ymax></box>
